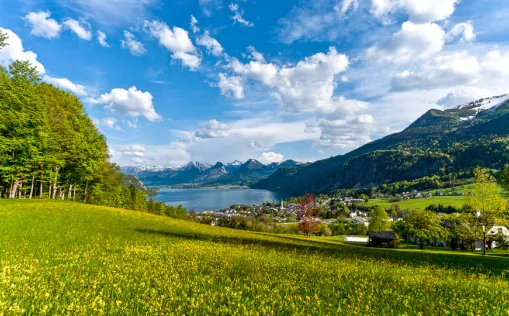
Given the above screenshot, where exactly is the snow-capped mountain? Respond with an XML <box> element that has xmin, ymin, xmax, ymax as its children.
<box><xmin>177</xmin><ymin>161</ymin><xmax>212</xmax><ymax>172</ymax></box>
<box><xmin>454</xmin><ymin>94</ymin><xmax>509</xmax><ymax>112</ymax></box>
<box><xmin>227</xmin><ymin>160</ymin><xmax>242</xmax><ymax>166</ymax></box>
<box><xmin>120</xmin><ymin>159</ymin><xmax>304</xmax><ymax>186</ymax></box>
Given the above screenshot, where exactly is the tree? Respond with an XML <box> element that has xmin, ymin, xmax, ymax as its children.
<box><xmin>0</xmin><ymin>30</ymin><xmax>7</xmax><ymax>49</ymax></box>
<box><xmin>499</xmin><ymin>164</ymin><xmax>509</xmax><ymax>197</ymax></box>
<box><xmin>298</xmin><ymin>193</ymin><xmax>319</xmax><ymax>237</ymax></box>
<box><xmin>394</xmin><ymin>209</ymin><xmax>448</xmax><ymax>249</ymax></box>
<box><xmin>465</xmin><ymin>168</ymin><xmax>508</xmax><ymax>255</ymax></box>
<box><xmin>368</xmin><ymin>206</ymin><xmax>390</xmax><ymax>232</ymax></box>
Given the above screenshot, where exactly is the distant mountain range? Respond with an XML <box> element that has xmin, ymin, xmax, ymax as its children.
<box><xmin>254</xmin><ymin>94</ymin><xmax>509</xmax><ymax>194</ymax></box>
<box><xmin>121</xmin><ymin>159</ymin><xmax>306</xmax><ymax>186</ymax></box>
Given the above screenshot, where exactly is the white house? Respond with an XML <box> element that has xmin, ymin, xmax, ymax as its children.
<box><xmin>474</xmin><ymin>225</ymin><xmax>509</xmax><ymax>251</ymax></box>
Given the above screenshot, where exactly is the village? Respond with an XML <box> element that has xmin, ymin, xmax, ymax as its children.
<box><xmin>196</xmin><ymin>186</ymin><xmax>509</xmax><ymax>252</ymax></box>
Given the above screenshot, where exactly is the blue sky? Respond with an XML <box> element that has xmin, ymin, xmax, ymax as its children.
<box><xmin>1</xmin><ymin>0</ymin><xmax>509</xmax><ymax>167</ymax></box>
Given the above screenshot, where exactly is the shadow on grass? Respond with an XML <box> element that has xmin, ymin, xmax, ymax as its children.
<box><xmin>135</xmin><ymin>228</ymin><xmax>509</xmax><ymax>279</ymax></box>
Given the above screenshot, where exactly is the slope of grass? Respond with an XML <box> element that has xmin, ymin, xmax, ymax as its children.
<box><xmin>363</xmin><ymin>196</ymin><xmax>466</xmax><ymax>209</ymax></box>
<box><xmin>1</xmin><ymin>200</ymin><xmax>509</xmax><ymax>315</ymax></box>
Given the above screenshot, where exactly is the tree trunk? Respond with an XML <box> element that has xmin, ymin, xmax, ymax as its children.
<box><xmin>73</xmin><ymin>184</ymin><xmax>76</xmax><ymax>201</ymax></box>
<box><xmin>48</xmin><ymin>171</ymin><xmax>52</xmax><ymax>200</ymax></box>
<box><xmin>29</xmin><ymin>174</ymin><xmax>35</xmax><ymax>199</ymax></box>
<box><xmin>10</xmin><ymin>180</ymin><xmax>20</xmax><ymax>199</ymax></box>
<box><xmin>483</xmin><ymin>231</ymin><xmax>487</xmax><ymax>256</ymax></box>
<box><xmin>52</xmin><ymin>168</ymin><xmax>59</xmax><ymax>200</ymax></box>
<box><xmin>39</xmin><ymin>166</ymin><xmax>44</xmax><ymax>198</ymax></box>
<box><xmin>84</xmin><ymin>181</ymin><xmax>89</xmax><ymax>203</ymax></box>
<box><xmin>68</xmin><ymin>184</ymin><xmax>73</xmax><ymax>200</ymax></box>
<box><xmin>18</xmin><ymin>183</ymin><xmax>23</xmax><ymax>199</ymax></box>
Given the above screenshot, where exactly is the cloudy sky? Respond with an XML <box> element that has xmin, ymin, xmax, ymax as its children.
<box><xmin>1</xmin><ymin>0</ymin><xmax>508</xmax><ymax>167</ymax></box>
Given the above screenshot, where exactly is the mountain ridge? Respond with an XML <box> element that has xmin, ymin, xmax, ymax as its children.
<box><xmin>121</xmin><ymin>159</ymin><xmax>306</xmax><ymax>186</ymax></box>
<box><xmin>253</xmin><ymin>94</ymin><xmax>509</xmax><ymax>194</ymax></box>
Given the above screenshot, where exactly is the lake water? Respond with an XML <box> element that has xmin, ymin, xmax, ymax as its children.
<box><xmin>152</xmin><ymin>188</ymin><xmax>287</xmax><ymax>212</ymax></box>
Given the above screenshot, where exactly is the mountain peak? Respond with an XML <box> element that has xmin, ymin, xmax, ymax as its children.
<box><xmin>453</xmin><ymin>94</ymin><xmax>509</xmax><ymax>112</ymax></box>
<box><xmin>182</xmin><ymin>161</ymin><xmax>211</xmax><ymax>171</ymax></box>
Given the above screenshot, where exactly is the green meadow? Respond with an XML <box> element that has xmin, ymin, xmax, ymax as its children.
<box><xmin>1</xmin><ymin>200</ymin><xmax>509</xmax><ymax>315</ymax></box>
<box><xmin>363</xmin><ymin>196</ymin><xmax>466</xmax><ymax>209</ymax></box>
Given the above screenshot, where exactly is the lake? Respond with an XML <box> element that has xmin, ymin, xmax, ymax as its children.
<box><xmin>151</xmin><ymin>188</ymin><xmax>287</xmax><ymax>212</ymax></box>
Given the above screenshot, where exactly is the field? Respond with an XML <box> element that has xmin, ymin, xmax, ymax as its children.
<box><xmin>363</xmin><ymin>196</ymin><xmax>466</xmax><ymax>209</ymax></box>
<box><xmin>1</xmin><ymin>200</ymin><xmax>509</xmax><ymax>315</ymax></box>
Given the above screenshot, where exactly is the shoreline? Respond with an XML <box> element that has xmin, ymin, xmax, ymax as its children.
<box><xmin>151</xmin><ymin>185</ymin><xmax>250</xmax><ymax>190</ymax></box>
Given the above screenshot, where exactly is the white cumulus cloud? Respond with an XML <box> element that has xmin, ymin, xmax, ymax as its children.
<box><xmin>87</xmin><ymin>86</ymin><xmax>162</xmax><ymax>122</ymax></box>
<box><xmin>23</xmin><ymin>11</ymin><xmax>62</xmax><ymax>39</ymax></box>
<box><xmin>144</xmin><ymin>20</ymin><xmax>201</xmax><ymax>70</ymax></box>
<box><xmin>446</xmin><ymin>22</ymin><xmax>476</xmax><ymax>43</ymax></box>
<box><xmin>0</xmin><ymin>28</ymin><xmax>45</xmax><ymax>74</ymax></box>
<box><xmin>194</xmin><ymin>120</ymin><xmax>231</xmax><ymax>138</ymax></box>
<box><xmin>217</xmin><ymin>73</ymin><xmax>244</xmax><ymax>99</ymax></box>
<box><xmin>370</xmin><ymin>0</ymin><xmax>460</xmax><ymax>24</ymax></box>
<box><xmin>258</xmin><ymin>152</ymin><xmax>284</xmax><ymax>164</ymax></box>
<box><xmin>229</xmin><ymin>47</ymin><xmax>350</xmax><ymax>113</ymax></box>
<box><xmin>63</xmin><ymin>18</ymin><xmax>92</xmax><ymax>40</ymax></box>
<box><xmin>391</xmin><ymin>51</ymin><xmax>481</xmax><ymax>92</ymax></box>
<box><xmin>43</xmin><ymin>75</ymin><xmax>88</xmax><ymax>96</ymax></box>
<box><xmin>366</xmin><ymin>21</ymin><xmax>445</xmax><ymax>65</ymax></box>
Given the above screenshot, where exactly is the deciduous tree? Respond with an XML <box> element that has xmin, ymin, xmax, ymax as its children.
<box><xmin>465</xmin><ymin>168</ymin><xmax>508</xmax><ymax>255</ymax></box>
<box><xmin>368</xmin><ymin>206</ymin><xmax>390</xmax><ymax>232</ymax></box>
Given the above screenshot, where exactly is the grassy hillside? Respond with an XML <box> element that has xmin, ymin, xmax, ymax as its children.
<box><xmin>1</xmin><ymin>201</ymin><xmax>509</xmax><ymax>314</ymax></box>
<box><xmin>363</xmin><ymin>196</ymin><xmax>466</xmax><ymax>209</ymax></box>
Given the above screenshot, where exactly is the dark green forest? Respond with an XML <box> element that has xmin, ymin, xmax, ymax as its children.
<box><xmin>0</xmin><ymin>31</ymin><xmax>186</xmax><ymax>219</ymax></box>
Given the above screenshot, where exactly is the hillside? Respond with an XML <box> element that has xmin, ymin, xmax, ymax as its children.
<box><xmin>1</xmin><ymin>200</ymin><xmax>509</xmax><ymax>314</ymax></box>
<box><xmin>121</xmin><ymin>159</ymin><xmax>305</xmax><ymax>186</ymax></box>
<box><xmin>255</xmin><ymin>95</ymin><xmax>509</xmax><ymax>194</ymax></box>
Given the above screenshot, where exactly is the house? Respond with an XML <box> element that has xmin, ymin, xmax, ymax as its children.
<box><xmin>368</xmin><ymin>232</ymin><xmax>397</xmax><ymax>248</ymax></box>
<box><xmin>475</xmin><ymin>225</ymin><xmax>509</xmax><ymax>250</ymax></box>
<box><xmin>350</xmin><ymin>217</ymin><xmax>369</xmax><ymax>227</ymax></box>
<box><xmin>412</xmin><ymin>193</ymin><xmax>424</xmax><ymax>199</ymax></box>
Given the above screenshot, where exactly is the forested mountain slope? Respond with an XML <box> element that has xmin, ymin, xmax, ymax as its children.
<box><xmin>254</xmin><ymin>95</ymin><xmax>509</xmax><ymax>194</ymax></box>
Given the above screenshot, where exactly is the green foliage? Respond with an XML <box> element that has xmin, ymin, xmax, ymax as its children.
<box><xmin>393</xmin><ymin>209</ymin><xmax>448</xmax><ymax>249</ymax></box>
<box><xmin>0</xmin><ymin>58</ymin><xmax>177</xmax><ymax>218</ymax></box>
<box><xmin>0</xmin><ymin>30</ymin><xmax>7</xmax><ymax>49</ymax></box>
<box><xmin>464</xmin><ymin>168</ymin><xmax>509</xmax><ymax>254</ymax></box>
<box><xmin>329</xmin><ymin>218</ymin><xmax>367</xmax><ymax>236</ymax></box>
<box><xmin>368</xmin><ymin>206</ymin><xmax>390</xmax><ymax>232</ymax></box>
<box><xmin>498</xmin><ymin>164</ymin><xmax>509</xmax><ymax>196</ymax></box>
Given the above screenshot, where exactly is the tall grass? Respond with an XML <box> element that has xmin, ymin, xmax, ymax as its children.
<box><xmin>1</xmin><ymin>200</ymin><xmax>508</xmax><ymax>314</ymax></box>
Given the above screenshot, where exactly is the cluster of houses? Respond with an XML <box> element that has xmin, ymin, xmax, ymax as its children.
<box><xmin>400</xmin><ymin>192</ymin><xmax>433</xmax><ymax>200</ymax></box>
<box><xmin>198</xmin><ymin>197</ymin><xmax>509</xmax><ymax>252</ymax></box>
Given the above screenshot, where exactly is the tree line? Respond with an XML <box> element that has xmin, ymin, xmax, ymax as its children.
<box><xmin>0</xmin><ymin>30</ymin><xmax>188</xmax><ymax>219</ymax></box>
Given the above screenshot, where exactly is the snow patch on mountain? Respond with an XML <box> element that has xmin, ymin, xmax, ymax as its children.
<box><xmin>455</xmin><ymin>94</ymin><xmax>509</xmax><ymax>112</ymax></box>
